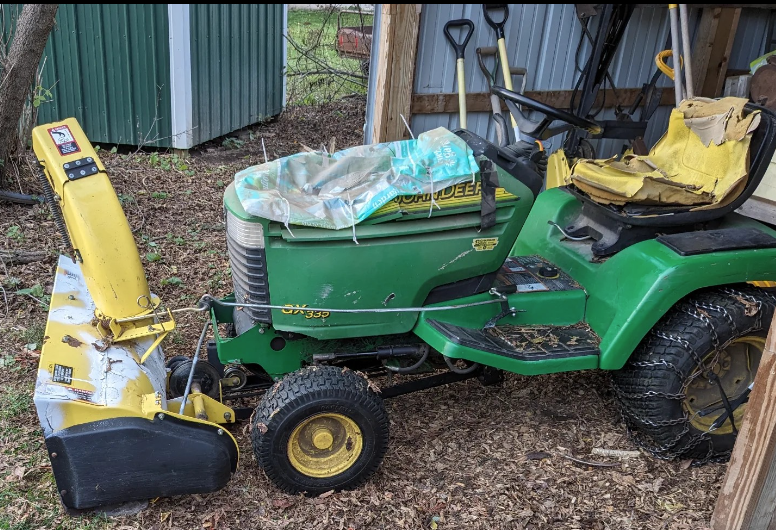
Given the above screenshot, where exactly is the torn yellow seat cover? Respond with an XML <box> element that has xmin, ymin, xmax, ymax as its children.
<box><xmin>567</xmin><ymin>97</ymin><xmax>760</xmax><ymax>210</ymax></box>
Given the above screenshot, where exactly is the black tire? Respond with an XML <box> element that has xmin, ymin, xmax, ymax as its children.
<box><xmin>613</xmin><ymin>285</ymin><xmax>775</xmax><ymax>461</ymax></box>
<box><xmin>166</xmin><ymin>355</ymin><xmax>189</xmax><ymax>372</ymax></box>
<box><xmin>251</xmin><ymin>365</ymin><xmax>388</xmax><ymax>495</ymax></box>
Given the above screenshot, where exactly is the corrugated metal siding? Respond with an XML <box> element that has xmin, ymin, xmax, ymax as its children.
<box><xmin>190</xmin><ymin>4</ymin><xmax>284</xmax><ymax>146</ymax></box>
<box><xmin>2</xmin><ymin>4</ymin><xmax>173</xmax><ymax>147</ymax></box>
<box><xmin>729</xmin><ymin>8</ymin><xmax>775</xmax><ymax>71</ymax></box>
<box><xmin>363</xmin><ymin>6</ymin><xmax>382</xmax><ymax>144</ymax></box>
<box><xmin>387</xmin><ymin>5</ymin><xmax>770</xmax><ymax>158</ymax></box>
<box><xmin>411</xmin><ymin>5</ymin><xmax>678</xmax><ymax>157</ymax></box>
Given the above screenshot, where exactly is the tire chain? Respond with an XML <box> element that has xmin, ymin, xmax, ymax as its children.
<box><xmin>614</xmin><ymin>287</ymin><xmax>768</xmax><ymax>466</ymax></box>
<box><xmin>720</xmin><ymin>287</ymin><xmax>764</xmax><ymax>329</ymax></box>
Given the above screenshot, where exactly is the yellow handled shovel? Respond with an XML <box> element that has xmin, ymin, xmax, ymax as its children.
<box><xmin>483</xmin><ymin>4</ymin><xmax>517</xmax><ymax>133</ymax></box>
<box><xmin>444</xmin><ymin>19</ymin><xmax>475</xmax><ymax>130</ymax></box>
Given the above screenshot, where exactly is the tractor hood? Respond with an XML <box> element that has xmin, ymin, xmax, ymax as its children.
<box><xmin>232</xmin><ymin>127</ymin><xmax>479</xmax><ymax>230</ymax></box>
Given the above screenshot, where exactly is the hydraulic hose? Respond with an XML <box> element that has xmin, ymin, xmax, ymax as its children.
<box><xmin>383</xmin><ymin>346</ymin><xmax>429</xmax><ymax>374</ymax></box>
<box><xmin>444</xmin><ymin>355</ymin><xmax>480</xmax><ymax>375</ymax></box>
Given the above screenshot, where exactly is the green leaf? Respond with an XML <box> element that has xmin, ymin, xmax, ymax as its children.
<box><xmin>145</xmin><ymin>252</ymin><xmax>162</xmax><ymax>262</ymax></box>
<box><xmin>15</xmin><ymin>284</ymin><xmax>50</xmax><ymax>309</ymax></box>
<box><xmin>6</xmin><ymin>225</ymin><xmax>23</xmax><ymax>241</ymax></box>
<box><xmin>161</xmin><ymin>276</ymin><xmax>183</xmax><ymax>287</ymax></box>
<box><xmin>16</xmin><ymin>284</ymin><xmax>45</xmax><ymax>298</ymax></box>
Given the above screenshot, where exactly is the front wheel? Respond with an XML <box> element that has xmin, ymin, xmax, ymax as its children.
<box><xmin>251</xmin><ymin>365</ymin><xmax>389</xmax><ymax>494</ymax></box>
<box><xmin>613</xmin><ymin>286</ymin><xmax>775</xmax><ymax>461</ymax></box>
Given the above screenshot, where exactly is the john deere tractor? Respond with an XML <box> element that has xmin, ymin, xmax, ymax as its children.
<box><xmin>32</xmin><ymin>89</ymin><xmax>776</xmax><ymax>510</ymax></box>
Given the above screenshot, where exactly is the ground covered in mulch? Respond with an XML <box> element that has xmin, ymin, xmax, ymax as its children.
<box><xmin>0</xmin><ymin>97</ymin><xmax>722</xmax><ymax>529</ymax></box>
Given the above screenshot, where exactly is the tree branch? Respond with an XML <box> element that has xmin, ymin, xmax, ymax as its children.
<box><xmin>284</xmin><ymin>33</ymin><xmax>367</xmax><ymax>86</ymax></box>
<box><xmin>0</xmin><ymin>250</ymin><xmax>51</xmax><ymax>265</ymax></box>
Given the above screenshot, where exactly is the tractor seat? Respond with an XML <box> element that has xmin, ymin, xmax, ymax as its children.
<box><xmin>564</xmin><ymin>98</ymin><xmax>776</xmax><ymax>228</ymax></box>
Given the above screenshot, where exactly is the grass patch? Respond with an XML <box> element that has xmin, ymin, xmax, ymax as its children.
<box><xmin>0</xmin><ymin>386</ymin><xmax>32</xmax><ymax>421</ymax></box>
<box><xmin>286</xmin><ymin>8</ymin><xmax>372</xmax><ymax>105</ymax></box>
<box><xmin>161</xmin><ymin>276</ymin><xmax>183</xmax><ymax>287</ymax></box>
<box><xmin>6</xmin><ymin>225</ymin><xmax>23</xmax><ymax>241</ymax></box>
<box><xmin>22</xmin><ymin>322</ymin><xmax>45</xmax><ymax>348</ymax></box>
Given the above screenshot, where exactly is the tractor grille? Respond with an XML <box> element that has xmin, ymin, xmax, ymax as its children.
<box><xmin>225</xmin><ymin>209</ymin><xmax>271</xmax><ymax>324</ymax></box>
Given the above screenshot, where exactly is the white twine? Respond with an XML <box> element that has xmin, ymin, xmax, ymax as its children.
<box><xmin>346</xmin><ymin>192</ymin><xmax>359</xmax><ymax>244</ymax></box>
<box><xmin>261</xmin><ymin>138</ymin><xmax>268</xmax><ymax>164</ymax></box>
<box><xmin>400</xmin><ymin>114</ymin><xmax>415</xmax><ymax>139</ymax></box>
<box><xmin>281</xmin><ymin>196</ymin><xmax>295</xmax><ymax>238</ymax></box>
<box><xmin>427</xmin><ymin>167</ymin><xmax>440</xmax><ymax>218</ymax></box>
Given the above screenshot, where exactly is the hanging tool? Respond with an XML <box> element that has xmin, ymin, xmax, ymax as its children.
<box><xmin>668</xmin><ymin>4</ymin><xmax>684</xmax><ymax>104</ymax></box>
<box><xmin>476</xmin><ymin>46</ymin><xmax>527</xmax><ymax>146</ymax></box>
<box><xmin>678</xmin><ymin>4</ymin><xmax>694</xmax><ymax>99</ymax></box>
<box><xmin>564</xmin><ymin>4</ymin><xmax>635</xmax><ymax>156</ymax></box>
<box><xmin>444</xmin><ymin>19</ymin><xmax>475</xmax><ymax>130</ymax></box>
<box><xmin>482</xmin><ymin>4</ymin><xmax>517</xmax><ymax>134</ymax></box>
<box><xmin>655</xmin><ymin>50</ymin><xmax>683</xmax><ymax>80</ymax></box>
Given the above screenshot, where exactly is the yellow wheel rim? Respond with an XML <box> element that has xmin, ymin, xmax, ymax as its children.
<box><xmin>685</xmin><ymin>336</ymin><xmax>765</xmax><ymax>434</ymax></box>
<box><xmin>287</xmin><ymin>413</ymin><xmax>363</xmax><ymax>478</ymax></box>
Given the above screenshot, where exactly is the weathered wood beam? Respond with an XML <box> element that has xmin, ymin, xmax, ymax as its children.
<box><xmin>371</xmin><ymin>4</ymin><xmax>422</xmax><ymax>143</ymax></box>
<box><xmin>699</xmin><ymin>8</ymin><xmax>741</xmax><ymax>98</ymax></box>
<box><xmin>410</xmin><ymin>88</ymin><xmax>675</xmax><ymax>115</ymax></box>
<box><xmin>711</xmin><ymin>311</ymin><xmax>776</xmax><ymax>530</ymax></box>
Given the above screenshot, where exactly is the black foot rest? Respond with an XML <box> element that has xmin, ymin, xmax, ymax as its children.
<box><xmin>427</xmin><ymin>320</ymin><xmax>600</xmax><ymax>361</ymax></box>
<box><xmin>656</xmin><ymin>227</ymin><xmax>776</xmax><ymax>256</ymax></box>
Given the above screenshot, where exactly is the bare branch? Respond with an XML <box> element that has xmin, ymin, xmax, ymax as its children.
<box><xmin>285</xmin><ymin>33</ymin><xmax>367</xmax><ymax>87</ymax></box>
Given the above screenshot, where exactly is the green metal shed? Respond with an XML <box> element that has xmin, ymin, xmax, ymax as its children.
<box><xmin>2</xmin><ymin>4</ymin><xmax>286</xmax><ymax>148</ymax></box>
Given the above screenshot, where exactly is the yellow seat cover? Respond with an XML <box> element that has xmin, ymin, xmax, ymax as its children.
<box><xmin>567</xmin><ymin>97</ymin><xmax>760</xmax><ymax>210</ymax></box>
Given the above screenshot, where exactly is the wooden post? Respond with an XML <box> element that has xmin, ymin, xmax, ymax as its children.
<box><xmin>711</xmin><ymin>311</ymin><xmax>776</xmax><ymax>530</ymax></box>
<box><xmin>371</xmin><ymin>4</ymin><xmax>421</xmax><ymax>143</ymax></box>
<box><xmin>690</xmin><ymin>8</ymin><xmax>721</xmax><ymax>98</ymax></box>
<box><xmin>698</xmin><ymin>7</ymin><xmax>741</xmax><ymax>98</ymax></box>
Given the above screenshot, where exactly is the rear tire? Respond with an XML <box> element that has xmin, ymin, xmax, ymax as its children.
<box><xmin>251</xmin><ymin>365</ymin><xmax>388</xmax><ymax>495</ymax></box>
<box><xmin>612</xmin><ymin>285</ymin><xmax>775</xmax><ymax>461</ymax></box>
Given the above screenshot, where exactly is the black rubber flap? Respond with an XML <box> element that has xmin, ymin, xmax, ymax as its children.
<box><xmin>656</xmin><ymin>227</ymin><xmax>776</xmax><ymax>256</ymax></box>
<box><xmin>46</xmin><ymin>415</ymin><xmax>238</xmax><ymax>510</ymax></box>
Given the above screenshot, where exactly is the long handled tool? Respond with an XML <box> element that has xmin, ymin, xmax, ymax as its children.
<box><xmin>444</xmin><ymin>19</ymin><xmax>474</xmax><ymax>129</ymax></box>
<box><xmin>476</xmin><ymin>46</ymin><xmax>527</xmax><ymax>146</ymax></box>
<box><xmin>668</xmin><ymin>4</ymin><xmax>684</xmax><ymax>104</ymax></box>
<box><xmin>678</xmin><ymin>4</ymin><xmax>694</xmax><ymax>98</ymax></box>
<box><xmin>659</xmin><ymin>4</ymin><xmax>695</xmax><ymax>106</ymax></box>
<box><xmin>482</xmin><ymin>4</ymin><xmax>517</xmax><ymax>133</ymax></box>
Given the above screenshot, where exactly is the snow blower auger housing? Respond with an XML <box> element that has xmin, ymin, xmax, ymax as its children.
<box><xmin>31</xmin><ymin>119</ymin><xmax>238</xmax><ymax>511</ymax></box>
<box><xmin>32</xmin><ymin>95</ymin><xmax>776</xmax><ymax>507</ymax></box>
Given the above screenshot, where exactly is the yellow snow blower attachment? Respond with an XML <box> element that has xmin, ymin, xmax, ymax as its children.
<box><xmin>31</xmin><ymin>119</ymin><xmax>238</xmax><ymax>511</ymax></box>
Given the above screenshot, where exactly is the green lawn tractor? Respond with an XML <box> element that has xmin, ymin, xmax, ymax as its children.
<box><xmin>32</xmin><ymin>90</ymin><xmax>776</xmax><ymax>511</ymax></box>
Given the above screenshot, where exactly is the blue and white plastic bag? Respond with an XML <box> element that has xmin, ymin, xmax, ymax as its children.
<box><xmin>233</xmin><ymin>127</ymin><xmax>478</xmax><ymax>231</ymax></box>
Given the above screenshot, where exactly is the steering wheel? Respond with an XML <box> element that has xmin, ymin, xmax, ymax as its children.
<box><xmin>491</xmin><ymin>85</ymin><xmax>602</xmax><ymax>141</ymax></box>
